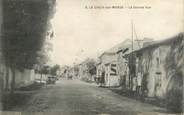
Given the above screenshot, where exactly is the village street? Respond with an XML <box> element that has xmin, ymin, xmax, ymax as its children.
<box><xmin>10</xmin><ymin>79</ymin><xmax>171</xmax><ymax>115</ymax></box>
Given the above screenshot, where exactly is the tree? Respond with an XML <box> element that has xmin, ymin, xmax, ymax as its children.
<box><xmin>39</xmin><ymin>65</ymin><xmax>50</xmax><ymax>82</ymax></box>
<box><xmin>50</xmin><ymin>65</ymin><xmax>60</xmax><ymax>76</ymax></box>
<box><xmin>85</xmin><ymin>58</ymin><xmax>96</xmax><ymax>76</ymax></box>
<box><xmin>74</xmin><ymin>65</ymin><xmax>79</xmax><ymax>76</ymax></box>
<box><xmin>1</xmin><ymin>0</ymin><xmax>56</xmax><ymax>94</ymax></box>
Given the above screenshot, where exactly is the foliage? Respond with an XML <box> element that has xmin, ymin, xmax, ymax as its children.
<box><xmin>2</xmin><ymin>0</ymin><xmax>56</xmax><ymax>70</ymax></box>
<box><xmin>166</xmin><ymin>71</ymin><xmax>183</xmax><ymax>113</ymax></box>
<box><xmin>50</xmin><ymin>64</ymin><xmax>60</xmax><ymax>76</ymax></box>
<box><xmin>1</xmin><ymin>0</ymin><xmax>56</xmax><ymax>93</ymax></box>
<box><xmin>84</xmin><ymin>58</ymin><xmax>96</xmax><ymax>75</ymax></box>
<box><xmin>73</xmin><ymin>65</ymin><xmax>79</xmax><ymax>76</ymax></box>
<box><xmin>40</xmin><ymin>65</ymin><xmax>50</xmax><ymax>75</ymax></box>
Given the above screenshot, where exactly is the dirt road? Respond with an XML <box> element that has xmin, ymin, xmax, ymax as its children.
<box><xmin>11</xmin><ymin>79</ymin><xmax>171</xmax><ymax>115</ymax></box>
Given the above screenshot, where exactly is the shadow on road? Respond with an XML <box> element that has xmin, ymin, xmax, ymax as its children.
<box><xmin>109</xmin><ymin>87</ymin><xmax>182</xmax><ymax>114</ymax></box>
<box><xmin>2</xmin><ymin>82</ymin><xmax>44</xmax><ymax>111</ymax></box>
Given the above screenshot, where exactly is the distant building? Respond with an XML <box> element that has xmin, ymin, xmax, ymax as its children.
<box><xmin>78</xmin><ymin>59</ymin><xmax>96</xmax><ymax>82</ymax></box>
<box><xmin>96</xmin><ymin>39</ymin><xmax>145</xmax><ymax>87</ymax></box>
<box><xmin>60</xmin><ymin>66</ymin><xmax>70</xmax><ymax>78</ymax></box>
<box><xmin>97</xmin><ymin>52</ymin><xmax>119</xmax><ymax>87</ymax></box>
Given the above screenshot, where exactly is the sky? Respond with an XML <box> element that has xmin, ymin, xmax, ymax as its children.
<box><xmin>50</xmin><ymin>0</ymin><xmax>183</xmax><ymax>66</ymax></box>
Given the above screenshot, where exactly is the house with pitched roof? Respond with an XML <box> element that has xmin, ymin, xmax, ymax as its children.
<box><xmin>126</xmin><ymin>33</ymin><xmax>183</xmax><ymax>105</ymax></box>
<box><xmin>96</xmin><ymin>39</ymin><xmax>144</xmax><ymax>87</ymax></box>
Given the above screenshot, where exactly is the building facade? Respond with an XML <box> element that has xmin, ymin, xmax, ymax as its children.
<box><xmin>116</xmin><ymin>38</ymin><xmax>154</xmax><ymax>89</ymax></box>
<box><xmin>126</xmin><ymin>33</ymin><xmax>183</xmax><ymax>100</ymax></box>
<box><xmin>97</xmin><ymin>52</ymin><xmax>119</xmax><ymax>87</ymax></box>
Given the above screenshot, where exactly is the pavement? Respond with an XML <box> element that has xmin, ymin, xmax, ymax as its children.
<box><xmin>9</xmin><ymin>79</ymin><xmax>178</xmax><ymax>115</ymax></box>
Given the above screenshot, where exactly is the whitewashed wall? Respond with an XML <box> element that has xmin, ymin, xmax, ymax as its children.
<box><xmin>14</xmin><ymin>69</ymin><xmax>35</xmax><ymax>88</ymax></box>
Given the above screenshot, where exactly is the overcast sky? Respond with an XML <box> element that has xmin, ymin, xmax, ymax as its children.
<box><xmin>50</xmin><ymin>0</ymin><xmax>183</xmax><ymax>66</ymax></box>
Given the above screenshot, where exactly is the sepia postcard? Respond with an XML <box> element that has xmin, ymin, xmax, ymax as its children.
<box><xmin>0</xmin><ymin>0</ymin><xmax>183</xmax><ymax>115</ymax></box>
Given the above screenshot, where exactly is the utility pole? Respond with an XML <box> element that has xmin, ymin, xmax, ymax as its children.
<box><xmin>129</xmin><ymin>20</ymin><xmax>134</xmax><ymax>89</ymax></box>
<box><xmin>131</xmin><ymin>20</ymin><xmax>134</xmax><ymax>52</ymax></box>
<box><xmin>133</xmin><ymin>24</ymin><xmax>142</xmax><ymax>48</ymax></box>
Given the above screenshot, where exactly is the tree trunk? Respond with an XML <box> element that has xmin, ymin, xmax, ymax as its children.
<box><xmin>5</xmin><ymin>66</ymin><xmax>9</xmax><ymax>90</ymax></box>
<box><xmin>10</xmin><ymin>67</ymin><xmax>15</xmax><ymax>95</ymax></box>
<box><xmin>40</xmin><ymin>73</ymin><xmax>42</xmax><ymax>83</ymax></box>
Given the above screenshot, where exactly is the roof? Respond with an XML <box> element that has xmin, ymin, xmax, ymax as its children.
<box><xmin>99</xmin><ymin>52</ymin><xmax>116</xmax><ymax>59</ymax></box>
<box><xmin>131</xmin><ymin>32</ymin><xmax>184</xmax><ymax>55</ymax></box>
<box><xmin>99</xmin><ymin>39</ymin><xmax>136</xmax><ymax>57</ymax></box>
<box><xmin>115</xmin><ymin>39</ymin><xmax>141</xmax><ymax>54</ymax></box>
<box><xmin>106</xmin><ymin>39</ymin><xmax>132</xmax><ymax>53</ymax></box>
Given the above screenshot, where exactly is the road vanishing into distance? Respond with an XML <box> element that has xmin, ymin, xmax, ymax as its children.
<box><xmin>11</xmin><ymin>79</ymin><xmax>172</xmax><ymax>115</ymax></box>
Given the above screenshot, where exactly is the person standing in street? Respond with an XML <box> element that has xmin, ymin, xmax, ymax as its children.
<box><xmin>137</xmin><ymin>72</ymin><xmax>142</xmax><ymax>98</ymax></box>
